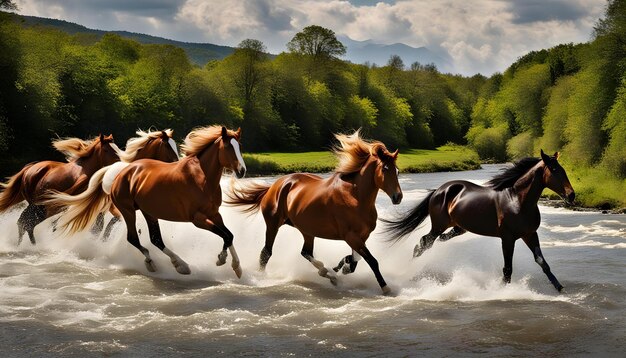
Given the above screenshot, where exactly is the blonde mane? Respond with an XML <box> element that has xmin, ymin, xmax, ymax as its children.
<box><xmin>118</xmin><ymin>129</ymin><xmax>174</xmax><ymax>163</ymax></box>
<box><xmin>52</xmin><ymin>137</ymin><xmax>96</xmax><ymax>161</ymax></box>
<box><xmin>181</xmin><ymin>125</ymin><xmax>237</xmax><ymax>157</ymax></box>
<box><xmin>333</xmin><ymin>129</ymin><xmax>392</xmax><ymax>174</ymax></box>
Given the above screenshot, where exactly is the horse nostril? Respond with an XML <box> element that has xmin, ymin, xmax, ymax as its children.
<box><xmin>392</xmin><ymin>192</ymin><xmax>402</xmax><ymax>204</ymax></box>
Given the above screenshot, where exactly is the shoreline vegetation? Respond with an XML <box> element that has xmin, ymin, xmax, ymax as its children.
<box><xmin>243</xmin><ymin>144</ymin><xmax>481</xmax><ymax>175</ymax></box>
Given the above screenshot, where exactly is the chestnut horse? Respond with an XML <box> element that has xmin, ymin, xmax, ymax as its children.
<box><xmin>88</xmin><ymin>129</ymin><xmax>181</xmax><ymax>239</ymax></box>
<box><xmin>0</xmin><ymin>134</ymin><xmax>120</xmax><ymax>245</ymax></box>
<box><xmin>226</xmin><ymin>130</ymin><xmax>402</xmax><ymax>294</ymax></box>
<box><xmin>383</xmin><ymin>150</ymin><xmax>575</xmax><ymax>292</ymax></box>
<box><xmin>46</xmin><ymin>126</ymin><xmax>246</xmax><ymax>278</ymax></box>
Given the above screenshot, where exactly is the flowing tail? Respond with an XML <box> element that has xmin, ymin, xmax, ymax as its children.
<box><xmin>381</xmin><ymin>190</ymin><xmax>435</xmax><ymax>243</ymax></box>
<box><xmin>43</xmin><ymin>162</ymin><xmax>127</xmax><ymax>235</ymax></box>
<box><xmin>224</xmin><ymin>180</ymin><xmax>270</xmax><ymax>214</ymax></box>
<box><xmin>0</xmin><ymin>163</ymin><xmax>34</xmax><ymax>213</ymax></box>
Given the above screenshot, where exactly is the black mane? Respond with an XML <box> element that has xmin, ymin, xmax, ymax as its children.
<box><xmin>486</xmin><ymin>157</ymin><xmax>541</xmax><ymax>191</ymax></box>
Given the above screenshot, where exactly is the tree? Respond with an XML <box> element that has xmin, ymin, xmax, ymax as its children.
<box><xmin>0</xmin><ymin>0</ymin><xmax>17</xmax><ymax>10</ymax></box>
<box><xmin>234</xmin><ymin>39</ymin><xmax>268</xmax><ymax>104</ymax></box>
<box><xmin>287</xmin><ymin>25</ymin><xmax>346</xmax><ymax>60</ymax></box>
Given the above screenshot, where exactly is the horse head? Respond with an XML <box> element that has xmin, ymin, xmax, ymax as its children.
<box><xmin>96</xmin><ymin>133</ymin><xmax>121</xmax><ymax>167</ymax></box>
<box><xmin>373</xmin><ymin>146</ymin><xmax>402</xmax><ymax>205</ymax></box>
<box><xmin>143</xmin><ymin>130</ymin><xmax>179</xmax><ymax>163</ymax></box>
<box><xmin>541</xmin><ymin>149</ymin><xmax>575</xmax><ymax>204</ymax></box>
<box><xmin>218</xmin><ymin>127</ymin><xmax>246</xmax><ymax>178</ymax></box>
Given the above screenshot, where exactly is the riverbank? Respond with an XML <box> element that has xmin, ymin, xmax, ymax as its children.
<box><xmin>242</xmin><ymin>144</ymin><xmax>481</xmax><ymax>175</ymax></box>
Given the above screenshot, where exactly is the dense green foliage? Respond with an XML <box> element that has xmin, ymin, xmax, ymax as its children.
<box><xmin>465</xmin><ymin>0</ymin><xmax>626</xmax><ymax>207</ymax></box>
<box><xmin>0</xmin><ymin>11</ymin><xmax>483</xmax><ymax>177</ymax></box>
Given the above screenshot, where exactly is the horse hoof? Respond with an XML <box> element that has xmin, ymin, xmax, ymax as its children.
<box><xmin>329</xmin><ymin>275</ymin><xmax>338</xmax><ymax>286</ymax></box>
<box><xmin>318</xmin><ymin>267</ymin><xmax>329</xmax><ymax>277</ymax></box>
<box><xmin>233</xmin><ymin>265</ymin><xmax>243</xmax><ymax>279</ymax></box>
<box><xmin>556</xmin><ymin>284</ymin><xmax>564</xmax><ymax>293</ymax></box>
<box><xmin>216</xmin><ymin>251</ymin><xmax>227</xmax><ymax>266</ymax></box>
<box><xmin>175</xmin><ymin>263</ymin><xmax>191</xmax><ymax>275</ymax></box>
<box><xmin>145</xmin><ymin>259</ymin><xmax>156</xmax><ymax>272</ymax></box>
<box><xmin>381</xmin><ymin>285</ymin><xmax>391</xmax><ymax>295</ymax></box>
<box><xmin>342</xmin><ymin>265</ymin><xmax>352</xmax><ymax>275</ymax></box>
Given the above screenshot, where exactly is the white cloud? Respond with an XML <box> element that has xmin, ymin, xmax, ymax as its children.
<box><xmin>16</xmin><ymin>0</ymin><xmax>608</xmax><ymax>75</ymax></box>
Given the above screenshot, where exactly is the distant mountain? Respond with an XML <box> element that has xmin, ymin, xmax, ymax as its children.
<box><xmin>338</xmin><ymin>36</ymin><xmax>453</xmax><ymax>73</ymax></box>
<box><xmin>14</xmin><ymin>15</ymin><xmax>235</xmax><ymax>66</ymax></box>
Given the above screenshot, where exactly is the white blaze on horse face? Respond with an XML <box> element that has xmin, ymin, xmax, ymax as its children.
<box><xmin>167</xmin><ymin>137</ymin><xmax>179</xmax><ymax>159</ymax></box>
<box><xmin>230</xmin><ymin>138</ymin><xmax>246</xmax><ymax>171</ymax></box>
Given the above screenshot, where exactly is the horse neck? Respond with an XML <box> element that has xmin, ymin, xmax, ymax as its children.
<box><xmin>74</xmin><ymin>150</ymin><xmax>103</xmax><ymax>176</ymax></box>
<box><xmin>512</xmin><ymin>163</ymin><xmax>545</xmax><ymax>208</ymax></box>
<box><xmin>196</xmin><ymin>143</ymin><xmax>223</xmax><ymax>189</ymax></box>
<box><xmin>348</xmin><ymin>159</ymin><xmax>379</xmax><ymax>209</ymax></box>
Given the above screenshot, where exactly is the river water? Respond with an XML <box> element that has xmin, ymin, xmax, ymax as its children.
<box><xmin>0</xmin><ymin>165</ymin><xmax>624</xmax><ymax>357</ymax></box>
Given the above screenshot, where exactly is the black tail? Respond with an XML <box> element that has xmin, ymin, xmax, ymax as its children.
<box><xmin>381</xmin><ymin>190</ymin><xmax>434</xmax><ymax>243</ymax></box>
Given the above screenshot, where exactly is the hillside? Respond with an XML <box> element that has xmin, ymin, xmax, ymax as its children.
<box><xmin>15</xmin><ymin>14</ymin><xmax>235</xmax><ymax>65</ymax></box>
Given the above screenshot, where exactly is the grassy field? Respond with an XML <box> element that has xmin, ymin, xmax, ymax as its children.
<box><xmin>242</xmin><ymin>144</ymin><xmax>481</xmax><ymax>176</ymax></box>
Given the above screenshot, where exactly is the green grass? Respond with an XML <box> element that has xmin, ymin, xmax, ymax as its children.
<box><xmin>242</xmin><ymin>144</ymin><xmax>481</xmax><ymax>176</ymax></box>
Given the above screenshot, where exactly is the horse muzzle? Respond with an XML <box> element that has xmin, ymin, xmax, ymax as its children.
<box><xmin>391</xmin><ymin>192</ymin><xmax>403</xmax><ymax>205</ymax></box>
<box><xmin>566</xmin><ymin>191</ymin><xmax>575</xmax><ymax>204</ymax></box>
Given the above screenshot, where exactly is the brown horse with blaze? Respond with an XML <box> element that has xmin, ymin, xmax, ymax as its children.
<box><xmin>226</xmin><ymin>130</ymin><xmax>402</xmax><ymax>295</ymax></box>
<box><xmin>0</xmin><ymin>134</ymin><xmax>120</xmax><ymax>244</ymax></box>
<box><xmin>46</xmin><ymin>126</ymin><xmax>246</xmax><ymax>278</ymax></box>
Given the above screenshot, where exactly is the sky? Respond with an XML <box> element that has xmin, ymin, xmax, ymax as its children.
<box><xmin>13</xmin><ymin>0</ymin><xmax>608</xmax><ymax>75</ymax></box>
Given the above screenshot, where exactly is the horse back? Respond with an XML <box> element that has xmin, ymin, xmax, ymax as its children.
<box><xmin>26</xmin><ymin>161</ymin><xmax>82</xmax><ymax>202</ymax></box>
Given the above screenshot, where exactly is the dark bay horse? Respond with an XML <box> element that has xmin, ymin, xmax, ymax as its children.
<box><xmin>0</xmin><ymin>134</ymin><xmax>120</xmax><ymax>244</ymax></box>
<box><xmin>383</xmin><ymin>150</ymin><xmax>575</xmax><ymax>292</ymax></box>
<box><xmin>226</xmin><ymin>130</ymin><xmax>402</xmax><ymax>294</ymax></box>
<box><xmin>46</xmin><ymin>126</ymin><xmax>246</xmax><ymax>278</ymax></box>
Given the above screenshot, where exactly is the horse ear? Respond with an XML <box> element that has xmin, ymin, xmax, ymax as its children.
<box><xmin>221</xmin><ymin>126</ymin><xmax>227</xmax><ymax>139</ymax></box>
<box><xmin>540</xmin><ymin>149</ymin><xmax>550</xmax><ymax>163</ymax></box>
<box><xmin>99</xmin><ymin>133</ymin><xmax>104</xmax><ymax>142</ymax></box>
<box><xmin>161</xmin><ymin>130</ymin><xmax>169</xmax><ymax>140</ymax></box>
<box><xmin>554</xmin><ymin>151</ymin><xmax>560</xmax><ymax>160</ymax></box>
<box><xmin>392</xmin><ymin>149</ymin><xmax>399</xmax><ymax>159</ymax></box>
<box><xmin>236</xmin><ymin>127</ymin><xmax>242</xmax><ymax>138</ymax></box>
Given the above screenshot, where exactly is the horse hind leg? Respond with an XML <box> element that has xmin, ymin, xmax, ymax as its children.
<box><xmin>300</xmin><ymin>234</ymin><xmax>337</xmax><ymax>286</ymax></box>
<box><xmin>121</xmin><ymin>208</ymin><xmax>156</xmax><ymax>272</ymax></box>
<box><xmin>90</xmin><ymin>212</ymin><xmax>105</xmax><ymax>236</ymax></box>
<box><xmin>438</xmin><ymin>226</ymin><xmax>466</xmax><ymax>242</ymax></box>
<box><xmin>260</xmin><ymin>223</ymin><xmax>279</xmax><ymax>270</ymax></box>
<box><xmin>413</xmin><ymin>230</ymin><xmax>443</xmax><ymax>258</ymax></box>
<box><xmin>17</xmin><ymin>204</ymin><xmax>45</xmax><ymax>245</ymax></box>
<box><xmin>142</xmin><ymin>211</ymin><xmax>190</xmax><ymax>275</ymax></box>
<box><xmin>102</xmin><ymin>216</ymin><xmax>121</xmax><ymax>241</ymax></box>
<box><xmin>333</xmin><ymin>249</ymin><xmax>361</xmax><ymax>275</ymax></box>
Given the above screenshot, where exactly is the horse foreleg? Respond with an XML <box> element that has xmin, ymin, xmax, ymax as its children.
<box><xmin>333</xmin><ymin>249</ymin><xmax>361</xmax><ymax>275</ymax></box>
<box><xmin>142</xmin><ymin>211</ymin><xmax>190</xmax><ymax>275</ymax></box>
<box><xmin>352</xmin><ymin>244</ymin><xmax>390</xmax><ymax>295</ymax></box>
<box><xmin>192</xmin><ymin>212</ymin><xmax>242</xmax><ymax>278</ymax></box>
<box><xmin>501</xmin><ymin>237</ymin><xmax>515</xmax><ymax>284</ymax></box>
<box><xmin>300</xmin><ymin>235</ymin><xmax>337</xmax><ymax>285</ymax></box>
<box><xmin>523</xmin><ymin>233</ymin><xmax>563</xmax><ymax>292</ymax></box>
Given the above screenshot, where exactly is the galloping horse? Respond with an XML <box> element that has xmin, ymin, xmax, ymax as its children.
<box><xmin>383</xmin><ymin>150</ymin><xmax>575</xmax><ymax>292</ymax></box>
<box><xmin>89</xmin><ymin>129</ymin><xmax>180</xmax><ymax>239</ymax></box>
<box><xmin>226</xmin><ymin>130</ymin><xmax>402</xmax><ymax>294</ymax></box>
<box><xmin>0</xmin><ymin>134</ymin><xmax>120</xmax><ymax>244</ymax></box>
<box><xmin>46</xmin><ymin>126</ymin><xmax>246</xmax><ymax>278</ymax></box>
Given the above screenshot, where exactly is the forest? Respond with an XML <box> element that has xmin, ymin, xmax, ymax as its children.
<box><xmin>0</xmin><ymin>0</ymin><xmax>624</xmax><ymax>208</ymax></box>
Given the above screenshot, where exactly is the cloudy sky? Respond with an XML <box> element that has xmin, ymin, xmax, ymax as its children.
<box><xmin>14</xmin><ymin>0</ymin><xmax>607</xmax><ymax>75</ymax></box>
